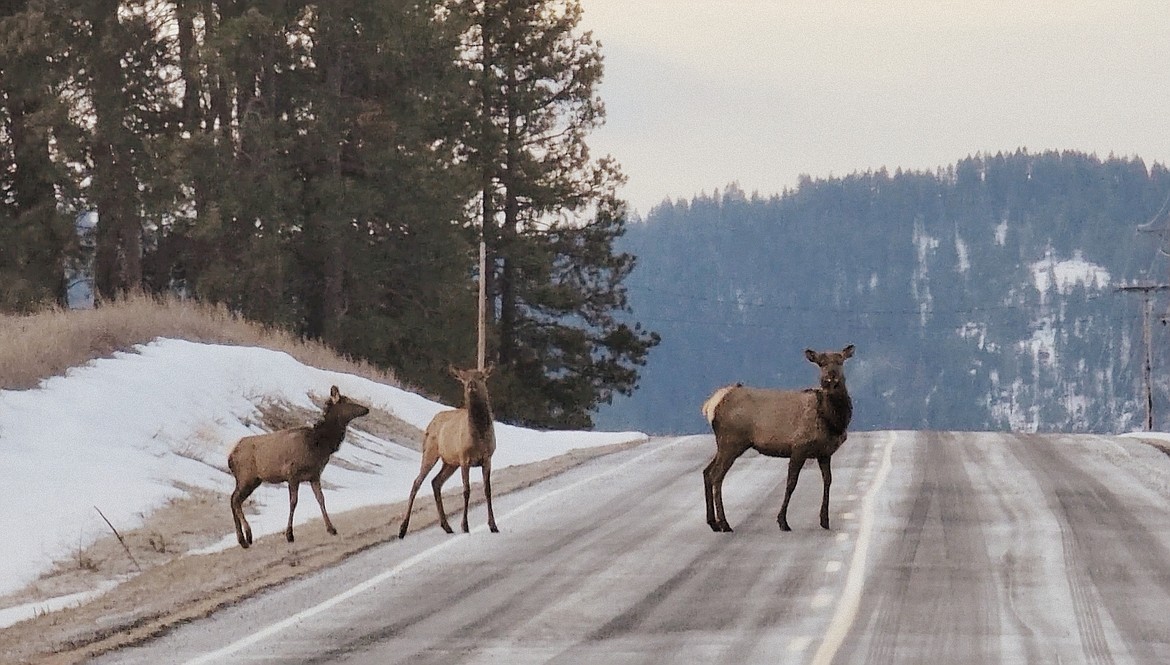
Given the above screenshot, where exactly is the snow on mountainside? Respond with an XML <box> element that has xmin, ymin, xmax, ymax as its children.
<box><xmin>0</xmin><ymin>339</ymin><xmax>645</xmax><ymax>617</ymax></box>
<box><xmin>602</xmin><ymin>152</ymin><xmax>1170</xmax><ymax>435</ymax></box>
<box><xmin>1031</xmin><ymin>250</ymin><xmax>1111</xmax><ymax>299</ymax></box>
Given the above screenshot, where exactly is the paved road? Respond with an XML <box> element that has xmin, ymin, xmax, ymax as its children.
<box><xmin>92</xmin><ymin>431</ymin><xmax>1170</xmax><ymax>664</ymax></box>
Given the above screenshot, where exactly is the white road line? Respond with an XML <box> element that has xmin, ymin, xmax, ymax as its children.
<box><xmin>181</xmin><ymin>436</ymin><xmax>693</xmax><ymax>665</ymax></box>
<box><xmin>810</xmin><ymin>430</ymin><xmax>896</xmax><ymax>665</ymax></box>
<box><xmin>788</xmin><ymin>636</ymin><xmax>813</xmax><ymax>652</ymax></box>
<box><xmin>811</xmin><ymin>592</ymin><xmax>834</xmax><ymax>609</ymax></box>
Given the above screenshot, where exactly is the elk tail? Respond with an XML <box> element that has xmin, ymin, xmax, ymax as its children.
<box><xmin>701</xmin><ymin>384</ymin><xmax>739</xmax><ymax>425</ymax></box>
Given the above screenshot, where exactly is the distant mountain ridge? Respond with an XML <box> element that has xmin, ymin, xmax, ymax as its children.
<box><xmin>597</xmin><ymin>150</ymin><xmax>1170</xmax><ymax>434</ymax></box>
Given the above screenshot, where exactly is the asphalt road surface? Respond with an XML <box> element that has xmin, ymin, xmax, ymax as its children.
<box><xmin>92</xmin><ymin>431</ymin><xmax>1170</xmax><ymax>664</ymax></box>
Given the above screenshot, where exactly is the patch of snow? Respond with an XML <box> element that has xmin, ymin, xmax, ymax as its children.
<box><xmin>0</xmin><ymin>580</ymin><xmax>123</xmax><ymax>630</ymax></box>
<box><xmin>994</xmin><ymin>218</ymin><xmax>1009</xmax><ymax>246</ymax></box>
<box><xmin>1120</xmin><ymin>431</ymin><xmax>1170</xmax><ymax>444</ymax></box>
<box><xmin>912</xmin><ymin>217</ymin><xmax>939</xmax><ymax>326</ymax></box>
<box><xmin>1022</xmin><ymin>321</ymin><xmax>1058</xmax><ymax>371</ymax></box>
<box><xmin>0</xmin><ymin>339</ymin><xmax>646</xmax><ymax>601</ymax></box>
<box><xmin>955</xmin><ymin>232</ymin><xmax>970</xmax><ymax>275</ymax></box>
<box><xmin>1031</xmin><ymin>250</ymin><xmax>1111</xmax><ymax>299</ymax></box>
<box><xmin>956</xmin><ymin>322</ymin><xmax>987</xmax><ymax>350</ymax></box>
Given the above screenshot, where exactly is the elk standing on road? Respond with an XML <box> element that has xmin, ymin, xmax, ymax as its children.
<box><xmin>398</xmin><ymin>365</ymin><xmax>498</xmax><ymax>538</ymax></box>
<box><xmin>701</xmin><ymin>345</ymin><xmax>855</xmax><ymax>533</ymax></box>
<box><xmin>228</xmin><ymin>385</ymin><xmax>369</xmax><ymax>548</ymax></box>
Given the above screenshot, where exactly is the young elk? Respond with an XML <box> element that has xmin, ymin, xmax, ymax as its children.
<box><xmin>398</xmin><ymin>365</ymin><xmax>497</xmax><ymax>538</ymax></box>
<box><xmin>228</xmin><ymin>386</ymin><xmax>369</xmax><ymax>548</ymax></box>
<box><xmin>701</xmin><ymin>345</ymin><xmax>854</xmax><ymax>533</ymax></box>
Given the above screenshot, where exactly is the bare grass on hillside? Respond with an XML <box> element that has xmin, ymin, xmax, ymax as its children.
<box><xmin>0</xmin><ymin>294</ymin><xmax>402</xmax><ymax>391</ymax></box>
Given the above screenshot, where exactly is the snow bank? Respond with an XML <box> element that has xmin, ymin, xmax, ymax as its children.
<box><xmin>0</xmin><ymin>339</ymin><xmax>646</xmax><ymax>600</ymax></box>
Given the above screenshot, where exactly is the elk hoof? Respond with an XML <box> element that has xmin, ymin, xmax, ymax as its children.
<box><xmin>778</xmin><ymin>520</ymin><xmax>792</xmax><ymax>532</ymax></box>
<box><xmin>286</xmin><ymin>530</ymin><xmax>295</xmax><ymax>542</ymax></box>
<box><xmin>327</xmin><ymin>526</ymin><xmax>338</xmax><ymax>536</ymax></box>
<box><xmin>821</xmin><ymin>519</ymin><xmax>830</xmax><ymax>530</ymax></box>
<box><xmin>489</xmin><ymin>524</ymin><xmax>499</xmax><ymax>533</ymax></box>
<box><xmin>398</xmin><ymin>524</ymin><xmax>409</xmax><ymax>539</ymax></box>
<box><xmin>238</xmin><ymin>539</ymin><xmax>250</xmax><ymax>549</ymax></box>
<box><xmin>441</xmin><ymin>523</ymin><xmax>454</xmax><ymax>534</ymax></box>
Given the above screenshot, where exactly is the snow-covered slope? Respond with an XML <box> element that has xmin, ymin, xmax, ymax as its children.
<box><xmin>0</xmin><ymin>339</ymin><xmax>646</xmax><ymax>601</ymax></box>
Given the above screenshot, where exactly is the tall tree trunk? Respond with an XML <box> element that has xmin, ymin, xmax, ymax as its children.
<box><xmin>176</xmin><ymin>0</ymin><xmax>201</xmax><ymax>131</ymax></box>
<box><xmin>89</xmin><ymin>0</ymin><xmax>142</xmax><ymax>301</ymax></box>
<box><xmin>303</xmin><ymin>6</ymin><xmax>347</xmax><ymax>342</ymax></box>
<box><xmin>496</xmin><ymin>40</ymin><xmax>521</xmax><ymax>365</ymax></box>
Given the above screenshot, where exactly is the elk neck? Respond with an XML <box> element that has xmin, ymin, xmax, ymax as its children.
<box><xmin>466</xmin><ymin>383</ymin><xmax>494</xmax><ymax>435</ymax></box>
<box><xmin>312</xmin><ymin>410</ymin><xmax>352</xmax><ymax>453</ymax></box>
<box><xmin>817</xmin><ymin>385</ymin><xmax>853</xmax><ymax>436</ymax></box>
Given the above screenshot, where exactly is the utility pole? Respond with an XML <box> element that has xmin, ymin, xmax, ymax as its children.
<box><xmin>1129</xmin><ymin>191</ymin><xmax>1170</xmax><ymax>430</ymax></box>
<box><xmin>477</xmin><ymin>240</ymin><xmax>487</xmax><ymax>371</ymax></box>
<box><xmin>1117</xmin><ymin>284</ymin><xmax>1170</xmax><ymax>430</ymax></box>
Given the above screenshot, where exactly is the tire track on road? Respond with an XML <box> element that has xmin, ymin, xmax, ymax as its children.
<box><xmin>846</xmin><ymin>432</ymin><xmax>998</xmax><ymax>664</ymax></box>
<box><xmin>1015</xmin><ymin>435</ymin><xmax>1117</xmax><ymax>665</ymax></box>
<box><xmin>1016</xmin><ymin>434</ymin><xmax>1170</xmax><ymax>664</ymax></box>
<box><xmin>861</xmin><ymin>433</ymin><xmax>928</xmax><ymax>664</ymax></box>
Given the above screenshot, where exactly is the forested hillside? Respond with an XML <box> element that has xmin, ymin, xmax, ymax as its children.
<box><xmin>599</xmin><ymin>151</ymin><xmax>1170</xmax><ymax>434</ymax></box>
<box><xmin>0</xmin><ymin>1</ymin><xmax>657</xmax><ymax>429</ymax></box>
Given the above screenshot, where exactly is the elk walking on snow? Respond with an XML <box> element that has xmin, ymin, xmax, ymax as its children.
<box><xmin>399</xmin><ymin>365</ymin><xmax>498</xmax><ymax>538</ymax></box>
<box><xmin>228</xmin><ymin>385</ymin><xmax>369</xmax><ymax>548</ymax></box>
<box><xmin>701</xmin><ymin>345</ymin><xmax>855</xmax><ymax>533</ymax></box>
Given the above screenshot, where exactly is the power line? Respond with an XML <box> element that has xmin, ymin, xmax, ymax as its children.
<box><xmin>625</xmin><ymin>281</ymin><xmax>1116</xmax><ymax>318</ymax></box>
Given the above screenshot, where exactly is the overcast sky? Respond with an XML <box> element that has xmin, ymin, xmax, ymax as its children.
<box><xmin>579</xmin><ymin>1</ymin><xmax>1170</xmax><ymax>216</ymax></box>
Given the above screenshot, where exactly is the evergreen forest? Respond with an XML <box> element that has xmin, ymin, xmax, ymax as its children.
<box><xmin>0</xmin><ymin>0</ymin><xmax>658</xmax><ymax>428</ymax></box>
<box><xmin>599</xmin><ymin>151</ymin><xmax>1170</xmax><ymax>435</ymax></box>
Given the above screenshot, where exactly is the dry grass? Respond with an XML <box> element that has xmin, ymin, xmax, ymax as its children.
<box><xmin>0</xmin><ymin>293</ymin><xmax>402</xmax><ymax>391</ymax></box>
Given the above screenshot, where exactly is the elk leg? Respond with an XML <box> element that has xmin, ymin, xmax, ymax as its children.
<box><xmin>286</xmin><ymin>482</ymin><xmax>300</xmax><ymax>542</ymax></box>
<box><xmin>231</xmin><ymin>478</ymin><xmax>260</xmax><ymax>548</ymax></box>
<box><xmin>431</xmin><ymin>462</ymin><xmax>458</xmax><ymax>534</ymax></box>
<box><xmin>708</xmin><ymin>444</ymin><xmax>745</xmax><ymax>532</ymax></box>
<box><xmin>482</xmin><ymin>458</ymin><xmax>498</xmax><ymax>533</ymax></box>
<box><xmin>818</xmin><ymin>456</ymin><xmax>832</xmax><ymax>530</ymax></box>
<box><xmin>460</xmin><ymin>464</ymin><xmax>472</xmax><ymax>533</ymax></box>
<box><xmin>399</xmin><ymin>450</ymin><xmax>441</xmax><ymax>539</ymax></box>
<box><xmin>778</xmin><ymin>453</ymin><xmax>806</xmax><ymax>531</ymax></box>
<box><xmin>310</xmin><ymin>479</ymin><xmax>337</xmax><ymax>535</ymax></box>
<box><xmin>702</xmin><ymin>456</ymin><xmax>719</xmax><ymax>530</ymax></box>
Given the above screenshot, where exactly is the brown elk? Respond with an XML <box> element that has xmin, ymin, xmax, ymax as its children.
<box><xmin>398</xmin><ymin>365</ymin><xmax>498</xmax><ymax>539</ymax></box>
<box><xmin>701</xmin><ymin>345</ymin><xmax>854</xmax><ymax>533</ymax></box>
<box><xmin>228</xmin><ymin>385</ymin><xmax>369</xmax><ymax>548</ymax></box>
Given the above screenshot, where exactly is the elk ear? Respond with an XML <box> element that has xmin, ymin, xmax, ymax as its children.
<box><xmin>805</xmin><ymin>349</ymin><xmax>819</xmax><ymax>364</ymax></box>
<box><xmin>842</xmin><ymin>344</ymin><xmax>855</xmax><ymax>359</ymax></box>
<box><xmin>448</xmin><ymin>364</ymin><xmax>460</xmax><ymax>379</ymax></box>
<box><xmin>483</xmin><ymin>362</ymin><xmax>495</xmax><ymax>378</ymax></box>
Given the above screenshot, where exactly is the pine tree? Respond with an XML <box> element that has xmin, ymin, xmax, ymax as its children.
<box><xmin>154</xmin><ymin>1</ymin><xmax>480</xmax><ymax>397</ymax></box>
<box><xmin>459</xmin><ymin>0</ymin><xmax>659</xmax><ymax>427</ymax></box>
<box><xmin>0</xmin><ymin>2</ymin><xmax>73</xmax><ymax>310</ymax></box>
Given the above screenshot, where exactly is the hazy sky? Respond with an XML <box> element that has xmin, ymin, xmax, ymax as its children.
<box><xmin>579</xmin><ymin>1</ymin><xmax>1170</xmax><ymax>216</ymax></box>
